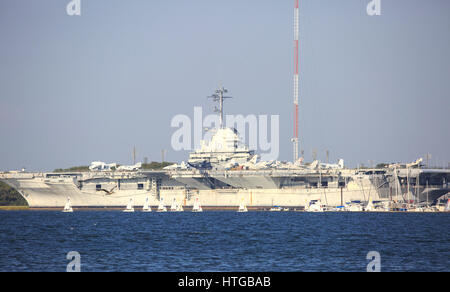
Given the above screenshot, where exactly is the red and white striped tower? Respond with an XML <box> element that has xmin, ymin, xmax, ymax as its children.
<box><xmin>292</xmin><ymin>0</ymin><xmax>300</xmax><ymax>162</ymax></box>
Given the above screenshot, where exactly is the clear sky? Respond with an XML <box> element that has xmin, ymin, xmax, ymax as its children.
<box><xmin>0</xmin><ymin>0</ymin><xmax>449</xmax><ymax>171</ymax></box>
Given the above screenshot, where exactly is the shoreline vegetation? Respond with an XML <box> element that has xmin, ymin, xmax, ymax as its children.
<box><xmin>0</xmin><ymin>206</ymin><xmax>29</xmax><ymax>210</ymax></box>
<box><xmin>0</xmin><ymin>181</ymin><xmax>28</xmax><ymax>206</ymax></box>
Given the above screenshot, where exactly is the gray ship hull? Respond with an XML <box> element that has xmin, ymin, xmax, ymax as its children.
<box><xmin>1</xmin><ymin>168</ymin><xmax>448</xmax><ymax>208</ymax></box>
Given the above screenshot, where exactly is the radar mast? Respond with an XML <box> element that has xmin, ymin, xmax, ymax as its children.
<box><xmin>207</xmin><ymin>86</ymin><xmax>232</xmax><ymax>129</ymax></box>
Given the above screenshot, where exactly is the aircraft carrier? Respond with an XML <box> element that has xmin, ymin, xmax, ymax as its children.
<box><xmin>1</xmin><ymin>1</ymin><xmax>448</xmax><ymax>210</ymax></box>
<box><xmin>0</xmin><ymin>89</ymin><xmax>448</xmax><ymax>210</ymax></box>
<box><xmin>0</xmin><ymin>149</ymin><xmax>448</xmax><ymax>210</ymax></box>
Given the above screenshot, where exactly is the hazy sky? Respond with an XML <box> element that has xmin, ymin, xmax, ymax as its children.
<box><xmin>0</xmin><ymin>0</ymin><xmax>449</xmax><ymax>171</ymax></box>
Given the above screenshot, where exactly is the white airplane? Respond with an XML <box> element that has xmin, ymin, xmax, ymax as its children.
<box><xmin>248</xmin><ymin>155</ymin><xmax>258</xmax><ymax>165</ymax></box>
<box><xmin>388</xmin><ymin>158</ymin><xmax>423</xmax><ymax>169</ymax></box>
<box><xmin>308</xmin><ymin>160</ymin><xmax>319</xmax><ymax>169</ymax></box>
<box><xmin>89</xmin><ymin>161</ymin><xmax>117</xmax><ymax>171</ymax></box>
<box><xmin>163</xmin><ymin>161</ymin><xmax>191</xmax><ymax>170</ymax></box>
<box><xmin>117</xmin><ymin>162</ymin><xmax>142</xmax><ymax>171</ymax></box>
<box><xmin>406</xmin><ymin>158</ymin><xmax>423</xmax><ymax>168</ymax></box>
<box><xmin>163</xmin><ymin>164</ymin><xmax>179</xmax><ymax>170</ymax></box>
<box><xmin>319</xmin><ymin>159</ymin><xmax>344</xmax><ymax>169</ymax></box>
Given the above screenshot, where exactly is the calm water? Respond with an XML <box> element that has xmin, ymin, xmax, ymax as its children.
<box><xmin>0</xmin><ymin>211</ymin><xmax>448</xmax><ymax>272</ymax></box>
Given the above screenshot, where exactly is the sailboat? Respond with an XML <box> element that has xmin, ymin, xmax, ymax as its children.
<box><xmin>423</xmin><ymin>205</ymin><xmax>436</xmax><ymax>212</ymax></box>
<box><xmin>237</xmin><ymin>199</ymin><xmax>248</xmax><ymax>212</ymax></box>
<box><xmin>62</xmin><ymin>197</ymin><xmax>73</xmax><ymax>213</ymax></box>
<box><xmin>123</xmin><ymin>198</ymin><xmax>135</xmax><ymax>212</ymax></box>
<box><xmin>365</xmin><ymin>200</ymin><xmax>375</xmax><ymax>212</ymax></box>
<box><xmin>345</xmin><ymin>201</ymin><xmax>363</xmax><ymax>212</ymax></box>
<box><xmin>365</xmin><ymin>199</ymin><xmax>376</xmax><ymax>212</ymax></box>
<box><xmin>170</xmin><ymin>197</ymin><xmax>178</xmax><ymax>211</ymax></box>
<box><xmin>305</xmin><ymin>199</ymin><xmax>324</xmax><ymax>212</ymax></box>
<box><xmin>157</xmin><ymin>197</ymin><xmax>167</xmax><ymax>212</ymax></box>
<box><xmin>142</xmin><ymin>197</ymin><xmax>151</xmax><ymax>212</ymax></box>
<box><xmin>173</xmin><ymin>198</ymin><xmax>184</xmax><ymax>212</ymax></box>
<box><xmin>192</xmin><ymin>197</ymin><xmax>203</xmax><ymax>212</ymax></box>
<box><xmin>269</xmin><ymin>206</ymin><xmax>282</xmax><ymax>211</ymax></box>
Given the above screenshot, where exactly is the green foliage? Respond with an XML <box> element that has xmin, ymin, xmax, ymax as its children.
<box><xmin>0</xmin><ymin>181</ymin><xmax>28</xmax><ymax>206</ymax></box>
<box><xmin>376</xmin><ymin>163</ymin><xmax>389</xmax><ymax>169</ymax></box>
<box><xmin>141</xmin><ymin>161</ymin><xmax>174</xmax><ymax>170</ymax></box>
<box><xmin>53</xmin><ymin>166</ymin><xmax>90</xmax><ymax>172</ymax></box>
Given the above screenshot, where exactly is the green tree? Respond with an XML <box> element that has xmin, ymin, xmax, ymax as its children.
<box><xmin>0</xmin><ymin>181</ymin><xmax>28</xmax><ymax>206</ymax></box>
<box><xmin>53</xmin><ymin>166</ymin><xmax>90</xmax><ymax>172</ymax></box>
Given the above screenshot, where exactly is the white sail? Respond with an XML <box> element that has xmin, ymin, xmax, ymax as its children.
<box><xmin>237</xmin><ymin>199</ymin><xmax>248</xmax><ymax>212</ymax></box>
<box><xmin>157</xmin><ymin>197</ymin><xmax>167</xmax><ymax>212</ymax></box>
<box><xmin>172</xmin><ymin>198</ymin><xmax>184</xmax><ymax>212</ymax></box>
<box><xmin>192</xmin><ymin>197</ymin><xmax>203</xmax><ymax>212</ymax></box>
<box><xmin>123</xmin><ymin>198</ymin><xmax>134</xmax><ymax>212</ymax></box>
<box><xmin>176</xmin><ymin>202</ymin><xmax>184</xmax><ymax>212</ymax></box>
<box><xmin>365</xmin><ymin>200</ymin><xmax>376</xmax><ymax>212</ymax></box>
<box><xmin>142</xmin><ymin>197</ymin><xmax>151</xmax><ymax>212</ymax></box>
<box><xmin>170</xmin><ymin>197</ymin><xmax>177</xmax><ymax>211</ymax></box>
<box><xmin>62</xmin><ymin>197</ymin><xmax>73</xmax><ymax>212</ymax></box>
<box><xmin>127</xmin><ymin>199</ymin><xmax>133</xmax><ymax>209</ymax></box>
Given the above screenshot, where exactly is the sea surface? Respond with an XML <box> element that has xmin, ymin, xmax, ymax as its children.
<box><xmin>0</xmin><ymin>211</ymin><xmax>448</xmax><ymax>272</ymax></box>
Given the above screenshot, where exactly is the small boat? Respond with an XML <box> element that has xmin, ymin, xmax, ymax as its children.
<box><xmin>380</xmin><ymin>201</ymin><xmax>391</xmax><ymax>212</ymax></box>
<box><xmin>175</xmin><ymin>203</ymin><xmax>184</xmax><ymax>212</ymax></box>
<box><xmin>423</xmin><ymin>206</ymin><xmax>436</xmax><ymax>213</ymax></box>
<box><xmin>269</xmin><ymin>206</ymin><xmax>282</xmax><ymax>212</ymax></box>
<box><xmin>170</xmin><ymin>197</ymin><xmax>184</xmax><ymax>212</ymax></box>
<box><xmin>157</xmin><ymin>197</ymin><xmax>167</xmax><ymax>212</ymax></box>
<box><xmin>365</xmin><ymin>200</ymin><xmax>376</xmax><ymax>212</ymax></box>
<box><xmin>192</xmin><ymin>197</ymin><xmax>203</xmax><ymax>212</ymax></box>
<box><xmin>142</xmin><ymin>197</ymin><xmax>151</xmax><ymax>212</ymax></box>
<box><xmin>305</xmin><ymin>200</ymin><xmax>324</xmax><ymax>212</ymax></box>
<box><xmin>170</xmin><ymin>198</ymin><xmax>176</xmax><ymax>211</ymax></box>
<box><xmin>435</xmin><ymin>199</ymin><xmax>446</xmax><ymax>212</ymax></box>
<box><xmin>407</xmin><ymin>205</ymin><xmax>424</xmax><ymax>212</ymax></box>
<box><xmin>123</xmin><ymin>198</ymin><xmax>135</xmax><ymax>212</ymax></box>
<box><xmin>62</xmin><ymin>197</ymin><xmax>73</xmax><ymax>213</ymax></box>
<box><xmin>345</xmin><ymin>201</ymin><xmax>363</xmax><ymax>212</ymax></box>
<box><xmin>333</xmin><ymin>205</ymin><xmax>346</xmax><ymax>212</ymax></box>
<box><xmin>169</xmin><ymin>198</ymin><xmax>176</xmax><ymax>211</ymax></box>
<box><xmin>237</xmin><ymin>199</ymin><xmax>248</xmax><ymax>212</ymax></box>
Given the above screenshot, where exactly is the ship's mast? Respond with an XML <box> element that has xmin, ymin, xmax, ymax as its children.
<box><xmin>291</xmin><ymin>0</ymin><xmax>300</xmax><ymax>162</ymax></box>
<box><xmin>208</xmin><ymin>86</ymin><xmax>232</xmax><ymax>129</ymax></box>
